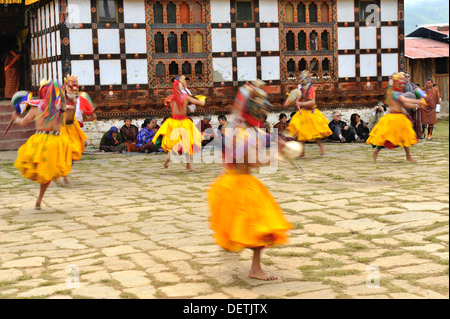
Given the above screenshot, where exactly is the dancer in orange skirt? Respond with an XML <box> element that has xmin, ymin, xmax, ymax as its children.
<box><xmin>367</xmin><ymin>72</ymin><xmax>426</xmax><ymax>162</ymax></box>
<box><xmin>207</xmin><ymin>80</ymin><xmax>292</xmax><ymax>281</ymax></box>
<box><xmin>58</xmin><ymin>75</ymin><xmax>95</xmax><ymax>185</ymax></box>
<box><xmin>285</xmin><ymin>70</ymin><xmax>332</xmax><ymax>157</ymax></box>
<box><xmin>12</xmin><ymin>80</ymin><xmax>72</xmax><ymax>209</ymax></box>
<box><xmin>152</xmin><ymin>76</ymin><xmax>205</xmax><ymax>170</ymax></box>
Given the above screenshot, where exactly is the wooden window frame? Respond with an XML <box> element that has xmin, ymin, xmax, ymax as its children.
<box><xmin>235</xmin><ymin>0</ymin><xmax>255</xmax><ymax>23</ymax></box>
<box><xmin>97</xmin><ymin>0</ymin><xmax>118</xmax><ymax>23</ymax></box>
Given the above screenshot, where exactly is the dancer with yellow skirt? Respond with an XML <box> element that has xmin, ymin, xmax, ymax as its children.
<box><xmin>58</xmin><ymin>75</ymin><xmax>95</xmax><ymax>185</ymax></box>
<box><xmin>152</xmin><ymin>76</ymin><xmax>205</xmax><ymax>170</ymax></box>
<box><xmin>207</xmin><ymin>80</ymin><xmax>293</xmax><ymax>281</ymax></box>
<box><xmin>11</xmin><ymin>80</ymin><xmax>72</xmax><ymax>209</ymax></box>
<box><xmin>367</xmin><ymin>72</ymin><xmax>426</xmax><ymax>162</ymax></box>
<box><xmin>285</xmin><ymin>70</ymin><xmax>332</xmax><ymax>157</ymax></box>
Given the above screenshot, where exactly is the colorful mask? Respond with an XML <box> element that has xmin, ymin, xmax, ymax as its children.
<box><xmin>64</xmin><ymin>75</ymin><xmax>79</xmax><ymax>100</ymax></box>
<box><xmin>234</xmin><ymin>80</ymin><xmax>270</xmax><ymax>128</ymax></box>
<box><xmin>299</xmin><ymin>70</ymin><xmax>312</xmax><ymax>92</ymax></box>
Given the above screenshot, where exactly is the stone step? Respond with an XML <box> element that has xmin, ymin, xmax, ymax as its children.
<box><xmin>0</xmin><ymin>128</ymin><xmax>35</xmax><ymax>140</ymax></box>
<box><xmin>0</xmin><ymin>138</ymin><xmax>25</xmax><ymax>151</ymax></box>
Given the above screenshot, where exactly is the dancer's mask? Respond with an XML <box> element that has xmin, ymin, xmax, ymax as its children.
<box><xmin>234</xmin><ymin>80</ymin><xmax>271</xmax><ymax>128</ymax></box>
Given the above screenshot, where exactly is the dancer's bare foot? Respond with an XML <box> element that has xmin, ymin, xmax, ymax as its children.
<box><xmin>163</xmin><ymin>158</ymin><xmax>170</xmax><ymax>169</ymax></box>
<box><xmin>34</xmin><ymin>205</ymin><xmax>41</xmax><ymax>210</ymax></box>
<box><xmin>186</xmin><ymin>163</ymin><xmax>195</xmax><ymax>171</ymax></box>
<box><xmin>249</xmin><ymin>268</ymin><xmax>278</xmax><ymax>281</ymax></box>
<box><xmin>249</xmin><ymin>248</ymin><xmax>277</xmax><ymax>281</ymax></box>
<box><xmin>318</xmin><ymin>144</ymin><xmax>325</xmax><ymax>156</ymax></box>
<box><xmin>372</xmin><ymin>149</ymin><xmax>380</xmax><ymax>162</ymax></box>
<box><xmin>406</xmin><ymin>156</ymin><xmax>417</xmax><ymax>163</ymax></box>
<box><xmin>63</xmin><ymin>176</ymin><xmax>70</xmax><ymax>185</ymax></box>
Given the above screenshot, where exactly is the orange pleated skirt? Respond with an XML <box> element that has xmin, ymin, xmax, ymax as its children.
<box><xmin>207</xmin><ymin>170</ymin><xmax>292</xmax><ymax>252</ymax></box>
<box><xmin>14</xmin><ymin>132</ymin><xmax>73</xmax><ymax>184</ymax></box>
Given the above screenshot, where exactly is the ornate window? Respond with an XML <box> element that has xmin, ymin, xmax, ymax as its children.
<box><xmin>321</xmin><ymin>2</ymin><xmax>329</xmax><ymax>23</ymax></box>
<box><xmin>309</xmin><ymin>3</ymin><xmax>318</xmax><ymax>23</ymax></box>
<box><xmin>297</xmin><ymin>3</ymin><xmax>306</xmax><ymax>23</ymax></box>
<box><xmin>286</xmin><ymin>3</ymin><xmax>294</xmax><ymax>23</ymax></box>
<box><xmin>310</xmin><ymin>30</ymin><xmax>318</xmax><ymax>50</ymax></box>
<box><xmin>298</xmin><ymin>31</ymin><xmax>306</xmax><ymax>50</ymax></box>
<box><xmin>180</xmin><ymin>2</ymin><xmax>190</xmax><ymax>24</ymax></box>
<box><xmin>153</xmin><ymin>2</ymin><xmax>163</xmax><ymax>23</ymax></box>
<box><xmin>321</xmin><ymin>30</ymin><xmax>329</xmax><ymax>50</ymax></box>
<box><xmin>168</xmin><ymin>32</ymin><xmax>178</xmax><ymax>53</ymax></box>
<box><xmin>192</xmin><ymin>2</ymin><xmax>203</xmax><ymax>23</ymax></box>
<box><xmin>286</xmin><ymin>31</ymin><xmax>295</xmax><ymax>51</ymax></box>
<box><xmin>98</xmin><ymin>0</ymin><xmax>117</xmax><ymax>22</ymax></box>
<box><xmin>155</xmin><ymin>33</ymin><xmax>164</xmax><ymax>53</ymax></box>
<box><xmin>148</xmin><ymin>0</ymin><xmax>209</xmax><ymax>88</ymax></box>
<box><xmin>281</xmin><ymin>1</ymin><xmax>336</xmax><ymax>82</ymax></box>
<box><xmin>181</xmin><ymin>32</ymin><xmax>190</xmax><ymax>53</ymax></box>
<box><xmin>167</xmin><ymin>2</ymin><xmax>177</xmax><ymax>23</ymax></box>
<box><xmin>236</xmin><ymin>0</ymin><xmax>254</xmax><ymax>22</ymax></box>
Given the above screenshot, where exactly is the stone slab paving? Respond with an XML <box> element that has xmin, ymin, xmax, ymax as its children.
<box><xmin>0</xmin><ymin>132</ymin><xmax>448</xmax><ymax>299</ymax></box>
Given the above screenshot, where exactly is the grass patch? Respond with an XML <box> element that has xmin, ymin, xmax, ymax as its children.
<box><xmin>308</xmin><ymin>216</ymin><xmax>335</xmax><ymax>226</ymax></box>
<box><xmin>434</xmin><ymin>117</ymin><xmax>449</xmax><ymax>138</ymax></box>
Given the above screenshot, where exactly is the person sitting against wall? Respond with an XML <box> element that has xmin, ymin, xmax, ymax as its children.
<box><xmin>196</xmin><ymin>114</ymin><xmax>215</xmax><ymax>147</ymax></box>
<box><xmin>350</xmin><ymin>113</ymin><xmax>369</xmax><ymax>142</ymax></box>
<box><xmin>99</xmin><ymin>126</ymin><xmax>126</xmax><ymax>152</ymax></box>
<box><xmin>328</xmin><ymin>111</ymin><xmax>360</xmax><ymax>143</ymax></box>
<box><xmin>369</xmin><ymin>102</ymin><xmax>387</xmax><ymax>130</ymax></box>
<box><xmin>120</xmin><ymin>116</ymin><xmax>139</xmax><ymax>152</ymax></box>
<box><xmin>137</xmin><ymin>118</ymin><xmax>157</xmax><ymax>153</ymax></box>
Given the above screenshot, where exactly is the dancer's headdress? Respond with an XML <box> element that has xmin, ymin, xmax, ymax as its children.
<box><xmin>299</xmin><ymin>70</ymin><xmax>312</xmax><ymax>92</ymax></box>
<box><xmin>164</xmin><ymin>76</ymin><xmax>188</xmax><ymax>112</ymax></box>
<box><xmin>64</xmin><ymin>75</ymin><xmax>79</xmax><ymax>98</ymax></box>
<box><xmin>233</xmin><ymin>80</ymin><xmax>271</xmax><ymax>128</ymax></box>
<box><xmin>385</xmin><ymin>72</ymin><xmax>406</xmax><ymax>104</ymax></box>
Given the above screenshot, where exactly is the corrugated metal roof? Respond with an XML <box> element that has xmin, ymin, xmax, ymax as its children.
<box><xmin>405</xmin><ymin>38</ymin><xmax>449</xmax><ymax>59</ymax></box>
<box><xmin>420</xmin><ymin>25</ymin><xmax>450</xmax><ymax>36</ymax></box>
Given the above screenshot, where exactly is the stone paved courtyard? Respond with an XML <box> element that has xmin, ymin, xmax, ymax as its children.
<box><xmin>0</xmin><ymin>123</ymin><xmax>448</xmax><ymax>299</ymax></box>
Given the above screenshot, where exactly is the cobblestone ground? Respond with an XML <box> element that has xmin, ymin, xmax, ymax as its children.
<box><xmin>0</xmin><ymin>122</ymin><xmax>448</xmax><ymax>299</ymax></box>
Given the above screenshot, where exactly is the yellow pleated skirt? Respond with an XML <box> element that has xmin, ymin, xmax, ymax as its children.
<box><xmin>207</xmin><ymin>170</ymin><xmax>292</xmax><ymax>252</ymax></box>
<box><xmin>60</xmin><ymin>120</ymin><xmax>87</xmax><ymax>161</ymax></box>
<box><xmin>14</xmin><ymin>132</ymin><xmax>73</xmax><ymax>184</ymax></box>
<box><xmin>152</xmin><ymin>117</ymin><xmax>203</xmax><ymax>155</ymax></box>
<box><xmin>288</xmin><ymin>109</ymin><xmax>332</xmax><ymax>142</ymax></box>
<box><xmin>366</xmin><ymin>113</ymin><xmax>418</xmax><ymax>149</ymax></box>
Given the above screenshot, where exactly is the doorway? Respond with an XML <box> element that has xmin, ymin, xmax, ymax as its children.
<box><xmin>0</xmin><ymin>3</ymin><xmax>30</xmax><ymax>99</ymax></box>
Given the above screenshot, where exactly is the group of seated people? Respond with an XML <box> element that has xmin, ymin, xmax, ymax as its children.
<box><xmin>99</xmin><ymin>105</ymin><xmax>388</xmax><ymax>153</ymax></box>
<box><xmin>272</xmin><ymin>104</ymin><xmax>386</xmax><ymax>144</ymax></box>
<box><xmin>99</xmin><ymin>117</ymin><xmax>164</xmax><ymax>153</ymax></box>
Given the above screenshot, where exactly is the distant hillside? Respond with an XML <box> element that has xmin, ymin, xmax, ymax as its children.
<box><xmin>405</xmin><ymin>0</ymin><xmax>449</xmax><ymax>35</ymax></box>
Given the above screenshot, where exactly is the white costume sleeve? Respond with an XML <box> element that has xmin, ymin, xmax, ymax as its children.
<box><xmin>75</xmin><ymin>97</ymin><xmax>84</xmax><ymax>124</ymax></box>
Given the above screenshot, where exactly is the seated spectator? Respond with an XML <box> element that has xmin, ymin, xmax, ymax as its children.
<box><xmin>350</xmin><ymin>113</ymin><xmax>369</xmax><ymax>142</ymax></box>
<box><xmin>328</xmin><ymin>111</ymin><xmax>360</xmax><ymax>143</ymax></box>
<box><xmin>217</xmin><ymin>114</ymin><xmax>228</xmax><ymax>137</ymax></box>
<box><xmin>99</xmin><ymin>126</ymin><xmax>126</xmax><ymax>152</ymax></box>
<box><xmin>120</xmin><ymin>116</ymin><xmax>139</xmax><ymax>152</ymax></box>
<box><xmin>273</xmin><ymin>113</ymin><xmax>289</xmax><ymax>136</ymax></box>
<box><xmin>369</xmin><ymin>102</ymin><xmax>387</xmax><ymax>130</ymax></box>
<box><xmin>196</xmin><ymin>114</ymin><xmax>215</xmax><ymax>147</ymax></box>
<box><xmin>137</xmin><ymin>118</ymin><xmax>157</xmax><ymax>153</ymax></box>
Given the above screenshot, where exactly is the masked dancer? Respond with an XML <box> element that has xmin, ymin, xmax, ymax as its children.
<box><xmin>207</xmin><ymin>80</ymin><xmax>293</xmax><ymax>281</ymax></box>
<box><xmin>12</xmin><ymin>80</ymin><xmax>72</xmax><ymax>209</ymax></box>
<box><xmin>58</xmin><ymin>75</ymin><xmax>95</xmax><ymax>185</ymax></box>
<box><xmin>152</xmin><ymin>76</ymin><xmax>205</xmax><ymax>170</ymax></box>
<box><xmin>285</xmin><ymin>71</ymin><xmax>332</xmax><ymax>157</ymax></box>
<box><xmin>367</xmin><ymin>72</ymin><xmax>426</xmax><ymax>162</ymax></box>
